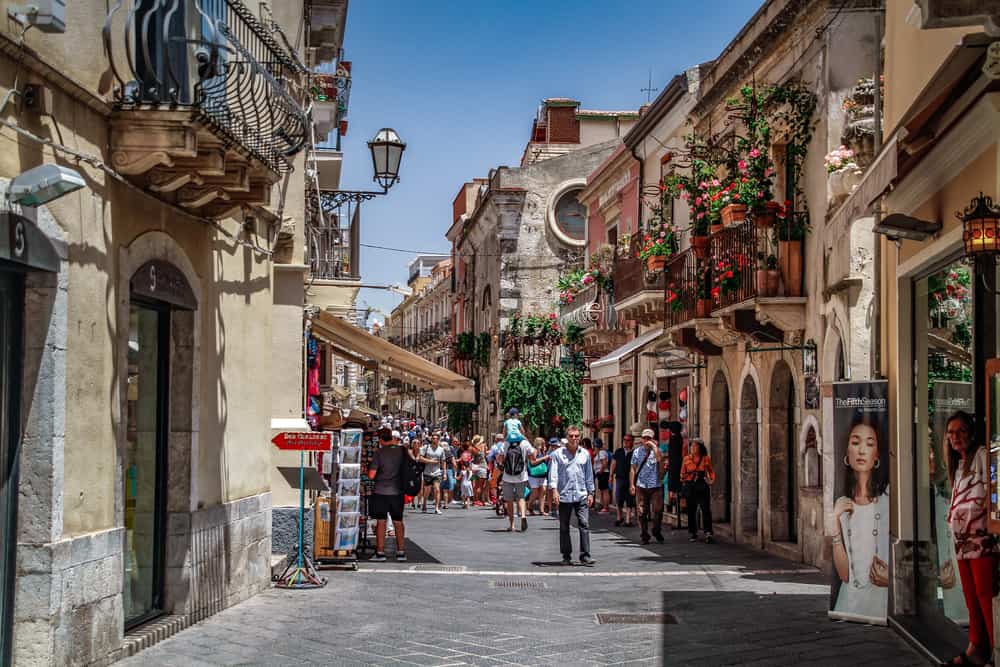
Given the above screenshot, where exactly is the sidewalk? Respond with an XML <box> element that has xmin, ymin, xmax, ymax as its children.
<box><xmin>121</xmin><ymin>504</ymin><xmax>927</xmax><ymax>666</ymax></box>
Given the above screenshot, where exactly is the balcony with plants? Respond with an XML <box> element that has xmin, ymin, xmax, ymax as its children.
<box><xmin>555</xmin><ymin>249</ymin><xmax>626</xmax><ymax>357</ymax></box>
<box><xmin>103</xmin><ymin>0</ymin><xmax>309</xmax><ymax>219</ymax></box>
<box><xmin>612</xmin><ymin>192</ymin><xmax>675</xmax><ymax>324</ymax></box>
<box><xmin>660</xmin><ymin>84</ymin><xmax>816</xmax><ymax>350</ymax></box>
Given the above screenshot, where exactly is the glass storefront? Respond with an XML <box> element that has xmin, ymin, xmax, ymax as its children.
<box><xmin>910</xmin><ymin>258</ymin><xmax>985</xmax><ymax>646</ymax></box>
<box><xmin>0</xmin><ymin>271</ymin><xmax>23</xmax><ymax>664</ymax></box>
<box><xmin>124</xmin><ymin>302</ymin><xmax>169</xmax><ymax>627</ymax></box>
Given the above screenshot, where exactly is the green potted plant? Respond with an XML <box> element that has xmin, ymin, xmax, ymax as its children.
<box><xmin>776</xmin><ymin>205</ymin><xmax>806</xmax><ymax>297</ymax></box>
<box><xmin>638</xmin><ymin>223</ymin><xmax>677</xmax><ymax>272</ymax></box>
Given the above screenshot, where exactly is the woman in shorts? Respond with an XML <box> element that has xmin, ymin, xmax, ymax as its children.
<box><xmin>526</xmin><ymin>437</ymin><xmax>551</xmax><ymax>515</ymax></box>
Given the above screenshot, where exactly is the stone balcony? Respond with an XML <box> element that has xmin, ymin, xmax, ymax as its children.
<box><xmin>612</xmin><ymin>240</ymin><xmax>667</xmax><ymax>326</ymax></box>
<box><xmin>104</xmin><ymin>0</ymin><xmax>308</xmax><ymax>220</ymax></box>
<box><xmin>558</xmin><ymin>282</ymin><xmax>627</xmax><ymax>357</ymax></box>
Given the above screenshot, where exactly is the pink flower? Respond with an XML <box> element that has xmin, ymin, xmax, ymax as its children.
<box><xmin>659</xmin><ymin>231</ymin><xmax>666</xmax><ymax>238</ymax></box>
<box><xmin>741</xmin><ymin>176</ymin><xmax>748</xmax><ymax>183</ymax></box>
<box><xmin>757</xmin><ymin>191</ymin><xmax>764</xmax><ymax>198</ymax></box>
<box><xmin>699</xmin><ymin>181</ymin><xmax>708</xmax><ymax>190</ymax></box>
<box><xmin>749</xmin><ymin>148</ymin><xmax>761</xmax><ymax>159</ymax></box>
<box><xmin>694</xmin><ymin>197</ymin><xmax>702</xmax><ymax>206</ymax></box>
<box><xmin>712</xmin><ymin>179</ymin><xmax>721</xmax><ymax>187</ymax></box>
<box><xmin>733</xmin><ymin>192</ymin><xmax>740</xmax><ymax>200</ymax></box>
<box><xmin>764</xmin><ymin>167</ymin><xmax>774</xmax><ymax>177</ymax></box>
<box><xmin>696</xmin><ymin>212</ymin><xmax>705</xmax><ymax>220</ymax></box>
<box><xmin>679</xmin><ymin>191</ymin><xmax>689</xmax><ymax>200</ymax></box>
<box><xmin>738</xmin><ymin>160</ymin><xmax>747</xmax><ymax>172</ymax></box>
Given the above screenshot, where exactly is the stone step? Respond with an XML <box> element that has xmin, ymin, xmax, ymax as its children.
<box><xmin>122</xmin><ymin>614</ymin><xmax>189</xmax><ymax>658</ymax></box>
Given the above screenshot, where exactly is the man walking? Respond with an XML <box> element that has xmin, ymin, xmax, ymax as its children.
<box><xmin>496</xmin><ymin>434</ymin><xmax>538</xmax><ymax>531</ymax></box>
<box><xmin>367</xmin><ymin>427</ymin><xmax>410</xmax><ymax>562</ymax></box>
<box><xmin>418</xmin><ymin>435</ymin><xmax>448</xmax><ymax>514</ymax></box>
<box><xmin>548</xmin><ymin>426</ymin><xmax>595</xmax><ymax>565</ymax></box>
<box><xmin>631</xmin><ymin>428</ymin><xmax>666</xmax><ymax>545</ymax></box>
<box><xmin>610</xmin><ymin>427</ymin><xmax>637</xmax><ymax>527</ymax></box>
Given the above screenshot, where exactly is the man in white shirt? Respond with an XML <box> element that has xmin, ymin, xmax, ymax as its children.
<box><xmin>418</xmin><ymin>437</ymin><xmax>448</xmax><ymax>514</ymax></box>
<box><xmin>548</xmin><ymin>425</ymin><xmax>595</xmax><ymax>565</ymax></box>
<box><xmin>496</xmin><ymin>436</ymin><xmax>540</xmax><ymax>532</ymax></box>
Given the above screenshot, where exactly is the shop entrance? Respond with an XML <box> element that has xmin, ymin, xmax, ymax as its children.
<box><xmin>769</xmin><ymin>361</ymin><xmax>797</xmax><ymax>543</ymax></box>
<box><xmin>0</xmin><ymin>270</ymin><xmax>23</xmax><ymax>665</ymax></box>
<box><xmin>739</xmin><ymin>376</ymin><xmax>759</xmax><ymax>536</ymax></box>
<box><xmin>710</xmin><ymin>372</ymin><xmax>731</xmax><ymax>523</ymax></box>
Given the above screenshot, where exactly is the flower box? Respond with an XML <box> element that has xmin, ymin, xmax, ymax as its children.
<box><xmin>646</xmin><ymin>255</ymin><xmax>667</xmax><ymax>272</ymax></box>
<box><xmin>720</xmin><ymin>204</ymin><xmax>747</xmax><ymax>227</ymax></box>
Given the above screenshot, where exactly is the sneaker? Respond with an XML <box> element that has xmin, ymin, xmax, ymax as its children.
<box><xmin>434</xmin><ymin>508</ymin><xmax>442</xmax><ymax>515</ymax></box>
<box><xmin>688</xmin><ymin>535</ymin><xmax>698</xmax><ymax>542</ymax></box>
<box><xmin>641</xmin><ymin>535</ymin><xmax>650</xmax><ymax>545</ymax></box>
<box><xmin>371</xmin><ymin>553</ymin><xmax>387</xmax><ymax>562</ymax></box>
<box><xmin>704</xmin><ymin>534</ymin><xmax>714</xmax><ymax>544</ymax></box>
<box><xmin>521</xmin><ymin>516</ymin><xmax>528</xmax><ymax>532</ymax></box>
<box><xmin>561</xmin><ymin>556</ymin><xmax>573</xmax><ymax>566</ymax></box>
<box><xmin>654</xmin><ymin>533</ymin><xmax>665</xmax><ymax>544</ymax></box>
<box><xmin>614</xmin><ymin>519</ymin><xmax>622</xmax><ymax>527</ymax></box>
<box><xmin>580</xmin><ymin>555</ymin><xmax>596</xmax><ymax>566</ymax></box>
<box><xmin>396</xmin><ymin>552</ymin><xmax>407</xmax><ymax>562</ymax></box>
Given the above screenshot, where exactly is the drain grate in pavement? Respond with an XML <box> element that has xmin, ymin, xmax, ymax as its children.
<box><xmin>595</xmin><ymin>612</ymin><xmax>677</xmax><ymax>625</ymax></box>
<box><xmin>489</xmin><ymin>579</ymin><xmax>548</xmax><ymax>590</ymax></box>
<box><xmin>413</xmin><ymin>564</ymin><xmax>466</xmax><ymax>572</ymax></box>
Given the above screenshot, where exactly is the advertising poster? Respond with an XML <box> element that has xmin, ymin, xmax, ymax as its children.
<box><xmin>828</xmin><ymin>380</ymin><xmax>889</xmax><ymax>624</ymax></box>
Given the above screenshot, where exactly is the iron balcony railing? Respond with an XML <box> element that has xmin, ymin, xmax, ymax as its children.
<box><xmin>614</xmin><ymin>235</ymin><xmax>668</xmax><ymax>304</ymax></box>
<box><xmin>306</xmin><ymin>191</ymin><xmax>359</xmax><ymax>280</ymax></box>
<box><xmin>708</xmin><ymin>222</ymin><xmax>759</xmax><ymax>310</ymax></box>
<box><xmin>664</xmin><ymin>249</ymin><xmax>698</xmax><ymax>328</ymax></box>
<box><xmin>104</xmin><ymin>0</ymin><xmax>308</xmax><ymax>173</ymax></box>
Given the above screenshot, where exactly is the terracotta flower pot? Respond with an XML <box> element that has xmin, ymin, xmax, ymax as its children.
<box><xmin>755</xmin><ymin>269</ymin><xmax>769</xmax><ymax>297</ymax></box>
<box><xmin>646</xmin><ymin>255</ymin><xmax>667</xmax><ymax>272</ymax></box>
<box><xmin>696</xmin><ymin>298</ymin><xmax>712</xmax><ymax>318</ymax></box>
<box><xmin>753</xmin><ymin>201</ymin><xmax>782</xmax><ymax>229</ymax></box>
<box><xmin>720</xmin><ymin>204</ymin><xmax>747</xmax><ymax>227</ymax></box>
<box><xmin>691</xmin><ymin>235</ymin><xmax>710</xmax><ymax>258</ymax></box>
<box><xmin>710</xmin><ymin>223</ymin><xmax>724</xmax><ymax>235</ymax></box>
<box><xmin>766</xmin><ymin>270</ymin><xmax>780</xmax><ymax>296</ymax></box>
<box><xmin>778</xmin><ymin>240</ymin><xmax>803</xmax><ymax>297</ymax></box>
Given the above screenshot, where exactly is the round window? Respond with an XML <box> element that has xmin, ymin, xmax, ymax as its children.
<box><xmin>553</xmin><ymin>188</ymin><xmax>586</xmax><ymax>242</ymax></box>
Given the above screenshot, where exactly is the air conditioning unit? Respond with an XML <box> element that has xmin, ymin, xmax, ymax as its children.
<box><xmin>8</xmin><ymin>1</ymin><xmax>66</xmax><ymax>34</ymax></box>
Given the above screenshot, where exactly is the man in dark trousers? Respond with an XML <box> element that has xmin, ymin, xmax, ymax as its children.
<box><xmin>667</xmin><ymin>421</ymin><xmax>685</xmax><ymax>528</ymax></box>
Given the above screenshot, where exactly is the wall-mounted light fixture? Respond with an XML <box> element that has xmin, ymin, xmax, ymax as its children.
<box><xmin>960</xmin><ymin>192</ymin><xmax>1000</xmax><ymax>257</ymax></box>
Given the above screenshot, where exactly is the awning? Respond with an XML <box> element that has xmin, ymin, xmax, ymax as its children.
<box><xmin>433</xmin><ymin>385</ymin><xmax>476</xmax><ymax>404</ymax></box>
<box><xmin>590</xmin><ymin>328</ymin><xmax>662</xmax><ymax>381</ymax></box>
<box><xmin>309</xmin><ymin>310</ymin><xmax>475</xmax><ymax>401</ymax></box>
<box><xmin>829</xmin><ymin>133</ymin><xmax>898</xmax><ymax>230</ymax></box>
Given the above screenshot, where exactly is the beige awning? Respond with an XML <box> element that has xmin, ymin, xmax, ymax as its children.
<box><xmin>829</xmin><ymin>133</ymin><xmax>898</xmax><ymax>230</ymax></box>
<box><xmin>309</xmin><ymin>311</ymin><xmax>474</xmax><ymax>398</ymax></box>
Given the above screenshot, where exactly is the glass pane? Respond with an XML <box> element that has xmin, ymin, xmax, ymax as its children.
<box><xmin>914</xmin><ymin>262</ymin><xmax>974</xmax><ymax>626</ymax></box>
<box><xmin>124</xmin><ymin>305</ymin><xmax>163</xmax><ymax>623</ymax></box>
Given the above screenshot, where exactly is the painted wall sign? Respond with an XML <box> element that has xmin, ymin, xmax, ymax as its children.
<box><xmin>0</xmin><ymin>212</ymin><xmax>59</xmax><ymax>272</ymax></box>
<box><xmin>130</xmin><ymin>260</ymin><xmax>197</xmax><ymax>310</ymax></box>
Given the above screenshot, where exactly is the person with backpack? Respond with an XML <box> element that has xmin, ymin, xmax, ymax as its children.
<box><xmin>496</xmin><ymin>431</ymin><xmax>541</xmax><ymax>532</ymax></box>
<box><xmin>547</xmin><ymin>425</ymin><xmax>596</xmax><ymax>565</ymax></box>
<box><xmin>367</xmin><ymin>428</ymin><xmax>417</xmax><ymax>562</ymax></box>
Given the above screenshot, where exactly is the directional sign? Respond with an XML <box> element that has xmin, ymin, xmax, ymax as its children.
<box><xmin>271</xmin><ymin>431</ymin><xmax>332</xmax><ymax>451</ymax></box>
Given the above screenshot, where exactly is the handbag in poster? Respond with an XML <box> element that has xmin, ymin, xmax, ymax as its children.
<box><xmin>828</xmin><ymin>380</ymin><xmax>890</xmax><ymax>624</ymax></box>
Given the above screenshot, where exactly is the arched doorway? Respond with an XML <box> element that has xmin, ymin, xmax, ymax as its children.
<box><xmin>739</xmin><ymin>375</ymin><xmax>759</xmax><ymax>536</ymax></box>
<box><xmin>710</xmin><ymin>372</ymin><xmax>732</xmax><ymax>523</ymax></box>
<box><xmin>768</xmin><ymin>360</ymin><xmax>797</xmax><ymax>543</ymax></box>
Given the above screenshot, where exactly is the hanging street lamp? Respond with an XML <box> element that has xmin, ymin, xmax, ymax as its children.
<box><xmin>368</xmin><ymin>128</ymin><xmax>406</xmax><ymax>192</ymax></box>
<box><xmin>961</xmin><ymin>192</ymin><xmax>1000</xmax><ymax>257</ymax></box>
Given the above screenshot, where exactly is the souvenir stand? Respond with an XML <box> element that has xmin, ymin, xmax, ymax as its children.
<box><xmin>314</xmin><ymin>427</ymin><xmax>362</xmax><ymax>569</ymax></box>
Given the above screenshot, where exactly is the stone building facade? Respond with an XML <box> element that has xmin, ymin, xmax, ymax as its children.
<box><xmin>0</xmin><ymin>1</ymin><xmax>329</xmax><ymax>664</ymax></box>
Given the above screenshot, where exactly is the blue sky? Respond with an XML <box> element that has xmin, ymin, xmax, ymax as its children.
<box><xmin>339</xmin><ymin>0</ymin><xmax>764</xmax><ymax>323</ymax></box>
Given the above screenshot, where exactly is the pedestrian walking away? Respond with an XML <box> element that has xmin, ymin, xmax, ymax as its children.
<box><xmin>631</xmin><ymin>428</ymin><xmax>666</xmax><ymax>545</ymax></box>
<box><xmin>526</xmin><ymin>437</ymin><xmax>553</xmax><ymax>515</ymax></box>
<box><xmin>496</xmin><ymin>432</ymin><xmax>541</xmax><ymax>531</ymax></box>
<box><xmin>548</xmin><ymin>426</ymin><xmax>595</xmax><ymax>565</ymax></box>
<box><xmin>592</xmin><ymin>437</ymin><xmax>611</xmax><ymax>512</ymax></box>
<box><xmin>366</xmin><ymin>427</ymin><xmax>412</xmax><ymax>562</ymax></box>
<box><xmin>681</xmin><ymin>438</ymin><xmax>715</xmax><ymax>543</ymax></box>
<box><xmin>610</xmin><ymin>428</ymin><xmax>637</xmax><ymax>527</ymax></box>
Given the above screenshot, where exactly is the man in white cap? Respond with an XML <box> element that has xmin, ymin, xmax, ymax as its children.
<box><xmin>631</xmin><ymin>428</ymin><xmax>666</xmax><ymax>545</ymax></box>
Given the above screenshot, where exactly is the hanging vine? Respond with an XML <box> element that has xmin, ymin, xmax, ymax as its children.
<box><xmin>498</xmin><ymin>366</ymin><xmax>583</xmax><ymax>435</ymax></box>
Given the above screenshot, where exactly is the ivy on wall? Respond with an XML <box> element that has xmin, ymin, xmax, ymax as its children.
<box><xmin>498</xmin><ymin>366</ymin><xmax>582</xmax><ymax>435</ymax></box>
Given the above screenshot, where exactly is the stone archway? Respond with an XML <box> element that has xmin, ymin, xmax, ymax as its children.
<box><xmin>710</xmin><ymin>372</ymin><xmax>732</xmax><ymax>523</ymax></box>
<box><xmin>769</xmin><ymin>360</ymin><xmax>797</xmax><ymax>543</ymax></box>
<box><xmin>739</xmin><ymin>375</ymin><xmax>759</xmax><ymax>536</ymax></box>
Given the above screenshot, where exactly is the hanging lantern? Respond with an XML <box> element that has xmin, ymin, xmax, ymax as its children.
<box><xmin>960</xmin><ymin>193</ymin><xmax>1000</xmax><ymax>257</ymax></box>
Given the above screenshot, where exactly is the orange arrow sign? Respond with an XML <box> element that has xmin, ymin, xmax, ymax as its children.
<box><xmin>271</xmin><ymin>431</ymin><xmax>332</xmax><ymax>451</ymax></box>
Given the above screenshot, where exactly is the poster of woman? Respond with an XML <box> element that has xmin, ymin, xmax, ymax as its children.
<box><xmin>828</xmin><ymin>381</ymin><xmax>890</xmax><ymax>624</ymax></box>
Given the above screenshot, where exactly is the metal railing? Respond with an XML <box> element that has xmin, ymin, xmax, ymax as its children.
<box><xmin>613</xmin><ymin>235</ymin><xmax>667</xmax><ymax>304</ymax></box>
<box><xmin>708</xmin><ymin>222</ymin><xmax>759</xmax><ymax>310</ymax></box>
<box><xmin>306</xmin><ymin>190</ymin><xmax>359</xmax><ymax>280</ymax></box>
<box><xmin>104</xmin><ymin>0</ymin><xmax>308</xmax><ymax>173</ymax></box>
<box><xmin>664</xmin><ymin>249</ymin><xmax>698</xmax><ymax>328</ymax></box>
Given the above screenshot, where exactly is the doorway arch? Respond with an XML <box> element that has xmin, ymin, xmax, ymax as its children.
<box><xmin>768</xmin><ymin>360</ymin><xmax>797</xmax><ymax>543</ymax></box>
<box><xmin>739</xmin><ymin>375</ymin><xmax>759</xmax><ymax>536</ymax></box>
<box><xmin>710</xmin><ymin>371</ymin><xmax>731</xmax><ymax>523</ymax></box>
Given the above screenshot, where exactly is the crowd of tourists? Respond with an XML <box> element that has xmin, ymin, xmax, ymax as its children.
<box><xmin>365</xmin><ymin>409</ymin><xmax>716</xmax><ymax>564</ymax></box>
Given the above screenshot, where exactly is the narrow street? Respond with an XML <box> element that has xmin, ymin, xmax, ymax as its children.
<box><xmin>123</xmin><ymin>508</ymin><xmax>923</xmax><ymax>667</ymax></box>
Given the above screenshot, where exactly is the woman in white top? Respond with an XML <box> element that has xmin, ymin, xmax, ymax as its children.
<box><xmin>830</xmin><ymin>414</ymin><xmax>890</xmax><ymax>621</ymax></box>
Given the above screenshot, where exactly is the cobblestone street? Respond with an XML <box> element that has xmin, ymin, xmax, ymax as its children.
<box><xmin>123</xmin><ymin>507</ymin><xmax>926</xmax><ymax>666</ymax></box>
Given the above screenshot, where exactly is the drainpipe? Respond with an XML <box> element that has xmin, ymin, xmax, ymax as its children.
<box><xmin>871</xmin><ymin>11</ymin><xmax>884</xmax><ymax>380</ymax></box>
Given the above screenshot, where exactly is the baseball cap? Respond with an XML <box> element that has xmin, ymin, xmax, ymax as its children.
<box><xmin>641</xmin><ymin>428</ymin><xmax>655</xmax><ymax>439</ymax></box>
<box><xmin>507</xmin><ymin>407</ymin><xmax>519</xmax><ymax>416</ymax></box>
<box><xmin>391</xmin><ymin>429</ymin><xmax>401</xmax><ymax>439</ymax></box>
<box><xmin>547</xmin><ymin>437</ymin><xmax>560</xmax><ymax>446</ymax></box>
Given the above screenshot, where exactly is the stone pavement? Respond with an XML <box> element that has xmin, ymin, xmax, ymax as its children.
<box><xmin>122</xmin><ymin>504</ymin><xmax>927</xmax><ymax>666</ymax></box>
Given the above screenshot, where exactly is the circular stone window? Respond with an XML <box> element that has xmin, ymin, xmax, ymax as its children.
<box><xmin>547</xmin><ymin>181</ymin><xmax>587</xmax><ymax>247</ymax></box>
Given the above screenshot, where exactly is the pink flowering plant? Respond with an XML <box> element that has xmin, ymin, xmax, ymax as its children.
<box><xmin>729</xmin><ymin>85</ymin><xmax>776</xmax><ymax>211</ymax></box>
<box><xmin>663</xmin><ymin>158</ymin><xmax>718</xmax><ymax>236</ymax></box>
<box><xmin>556</xmin><ymin>268</ymin><xmax>610</xmax><ymax>305</ymax></box>
<box><xmin>824</xmin><ymin>146</ymin><xmax>858</xmax><ymax>173</ymax></box>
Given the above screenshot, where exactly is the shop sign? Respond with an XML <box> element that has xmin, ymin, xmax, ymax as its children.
<box><xmin>827</xmin><ymin>380</ymin><xmax>889</xmax><ymax>625</ymax></box>
<box><xmin>130</xmin><ymin>260</ymin><xmax>197</xmax><ymax>310</ymax></box>
<box><xmin>0</xmin><ymin>212</ymin><xmax>59</xmax><ymax>272</ymax></box>
<box><xmin>271</xmin><ymin>431</ymin><xmax>333</xmax><ymax>451</ymax></box>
